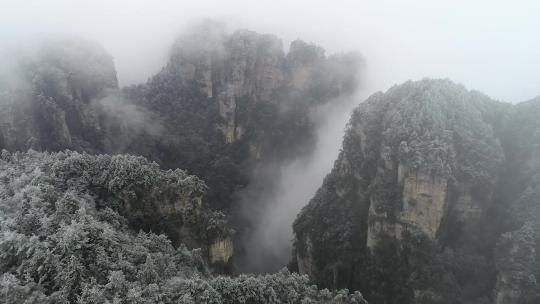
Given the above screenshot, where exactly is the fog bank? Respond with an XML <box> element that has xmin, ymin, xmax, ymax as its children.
<box><xmin>1</xmin><ymin>0</ymin><xmax>539</xmax><ymax>102</ymax></box>
<box><xmin>237</xmin><ymin>94</ymin><xmax>363</xmax><ymax>273</ymax></box>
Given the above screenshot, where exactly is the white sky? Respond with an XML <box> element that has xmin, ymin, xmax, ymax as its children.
<box><xmin>1</xmin><ymin>0</ymin><xmax>539</xmax><ymax>102</ymax></box>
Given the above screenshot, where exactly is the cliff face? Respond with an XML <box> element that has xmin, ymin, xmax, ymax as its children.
<box><xmin>294</xmin><ymin>79</ymin><xmax>540</xmax><ymax>303</ymax></box>
<box><xmin>492</xmin><ymin>97</ymin><xmax>540</xmax><ymax>304</ymax></box>
<box><xmin>0</xmin><ymin>25</ymin><xmax>362</xmax><ymax>272</ymax></box>
<box><xmin>169</xmin><ymin>28</ymin><xmax>287</xmax><ymax>144</ymax></box>
<box><xmin>0</xmin><ymin>37</ymin><xmax>238</xmax><ymax>270</ymax></box>
<box><xmin>123</xmin><ymin>22</ymin><xmax>361</xmax><ymax>211</ymax></box>
<box><xmin>165</xmin><ymin>25</ymin><xmax>358</xmax><ymax>145</ymax></box>
<box><xmin>0</xmin><ymin>38</ymin><xmax>118</xmax><ymax>152</ymax></box>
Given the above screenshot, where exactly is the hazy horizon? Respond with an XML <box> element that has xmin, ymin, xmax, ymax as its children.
<box><xmin>1</xmin><ymin>0</ymin><xmax>539</xmax><ymax>103</ymax></box>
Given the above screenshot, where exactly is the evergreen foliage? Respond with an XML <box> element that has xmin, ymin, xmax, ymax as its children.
<box><xmin>294</xmin><ymin>80</ymin><xmax>540</xmax><ymax>303</ymax></box>
<box><xmin>0</xmin><ymin>150</ymin><xmax>367</xmax><ymax>303</ymax></box>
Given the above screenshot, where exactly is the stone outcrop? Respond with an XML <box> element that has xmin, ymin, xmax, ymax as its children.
<box><xmin>214</xmin><ymin>31</ymin><xmax>286</xmax><ymax>143</ymax></box>
<box><xmin>168</xmin><ymin>26</ymin><xmax>287</xmax><ymax>143</ymax></box>
<box><xmin>120</xmin><ymin>23</ymin><xmax>362</xmax><ymax>216</ymax></box>
<box><xmin>491</xmin><ymin>97</ymin><xmax>540</xmax><ymax>304</ymax></box>
<box><xmin>0</xmin><ymin>38</ymin><xmax>118</xmax><ymax>152</ymax></box>
<box><xmin>209</xmin><ymin>237</ymin><xmax>234</xmax><ymax>264</ymax></box>
<box><xmin>399</xmin><ymin>169</ymin><xmax>448</xmax><ymax>239</ymax></box>
<box><xmin>0</xmin><ymin>25</ymin><xmax>362</xmax><ymax>275</ymax></box>
<box><xmin>367</xmin><ymin>167</ymin><xmax>449</xmax><ymax>248</ymax></box>
<box><xmin>293</xmin><ymin>79</ymin><xmax>540</xmax><ymax>303</ymax></box>
<box><xmin>166</xmin><ymin>23</ymin><xmax>360</xmax><ymax>145</ymax></box>
<box><xmin>296</xmin><ymin>235</ymin><xmax>315</xmax><ymax>278</ymax></box>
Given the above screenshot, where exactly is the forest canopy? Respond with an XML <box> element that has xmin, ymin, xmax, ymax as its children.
<box><xmin>0</xmin><ymin>150</ymin><xmax>367</xmax><ymax>304</ymax></box>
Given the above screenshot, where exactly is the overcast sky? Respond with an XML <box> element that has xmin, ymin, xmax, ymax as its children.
<box><xmin>1</xmin><ymin>0</ymin><xmax>538</xmax><ymax>102</ymax></box>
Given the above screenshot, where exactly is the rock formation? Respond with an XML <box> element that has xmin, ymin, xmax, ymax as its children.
<box><xmin>0</xmin><ymin>24</ymin><xmax>362</xmax><ymax>273</ymax></box>
<box><xmin>0</xmin><ymin>38</ymin><xmax>118</xmax><ymax>152</ymax></box>
<box><xmin>294</xmin><ymin>79</ymin><xmax>540</xmax><ymax>303</ymax></box>
<box><xmin>121</xmin><ymin>22</ymin><xmax>362</xmax><ymax>213</ymax></box>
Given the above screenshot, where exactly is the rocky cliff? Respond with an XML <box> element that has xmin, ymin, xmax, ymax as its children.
<box><xmin>0</xmin><ymin>38</ymin><xmax>118</xmax><ymax>152</ymax></box>
<box><xmin>115</xmin><ymin>22</ymin><xmax>362</xmax><ymax>213</ymax></box>
<box><xmin>164</xmin><ymin>24</ymin><xmax>359</xmax><ymax>145</ymax></box>
<box><xmin>0</xmin><ymin>24</ymin><xmax>362</xmax><ymax>272</ymax></box>
<box><xmin>294</xmin><ymin>79</ymin><xmax>540</xmax><ymax>303</ymax></box>
<box><xmin>492</xmin><ymin>97</ymin><xmax>540</xmax><ymax>304</ymax></box>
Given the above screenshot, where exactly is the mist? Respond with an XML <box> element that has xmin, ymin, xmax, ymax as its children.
<box><xmin>2</xmin><ymin>0</ymin><xmax>540</xmax><ymax>276</ymax></box>
<box><xmin>2</xmin><ymin>0</ymin><xmax>539</xmax><ymax>103</ymax></box>
<box><xmin>93</xmin><ymin>91</ymin><xmax>164</xmax><ymax>152</ymax></box>
<box><xmin>237</xmin><ymin>94</ymin><xmax>363</xmax><ymax>273</ymax></box>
